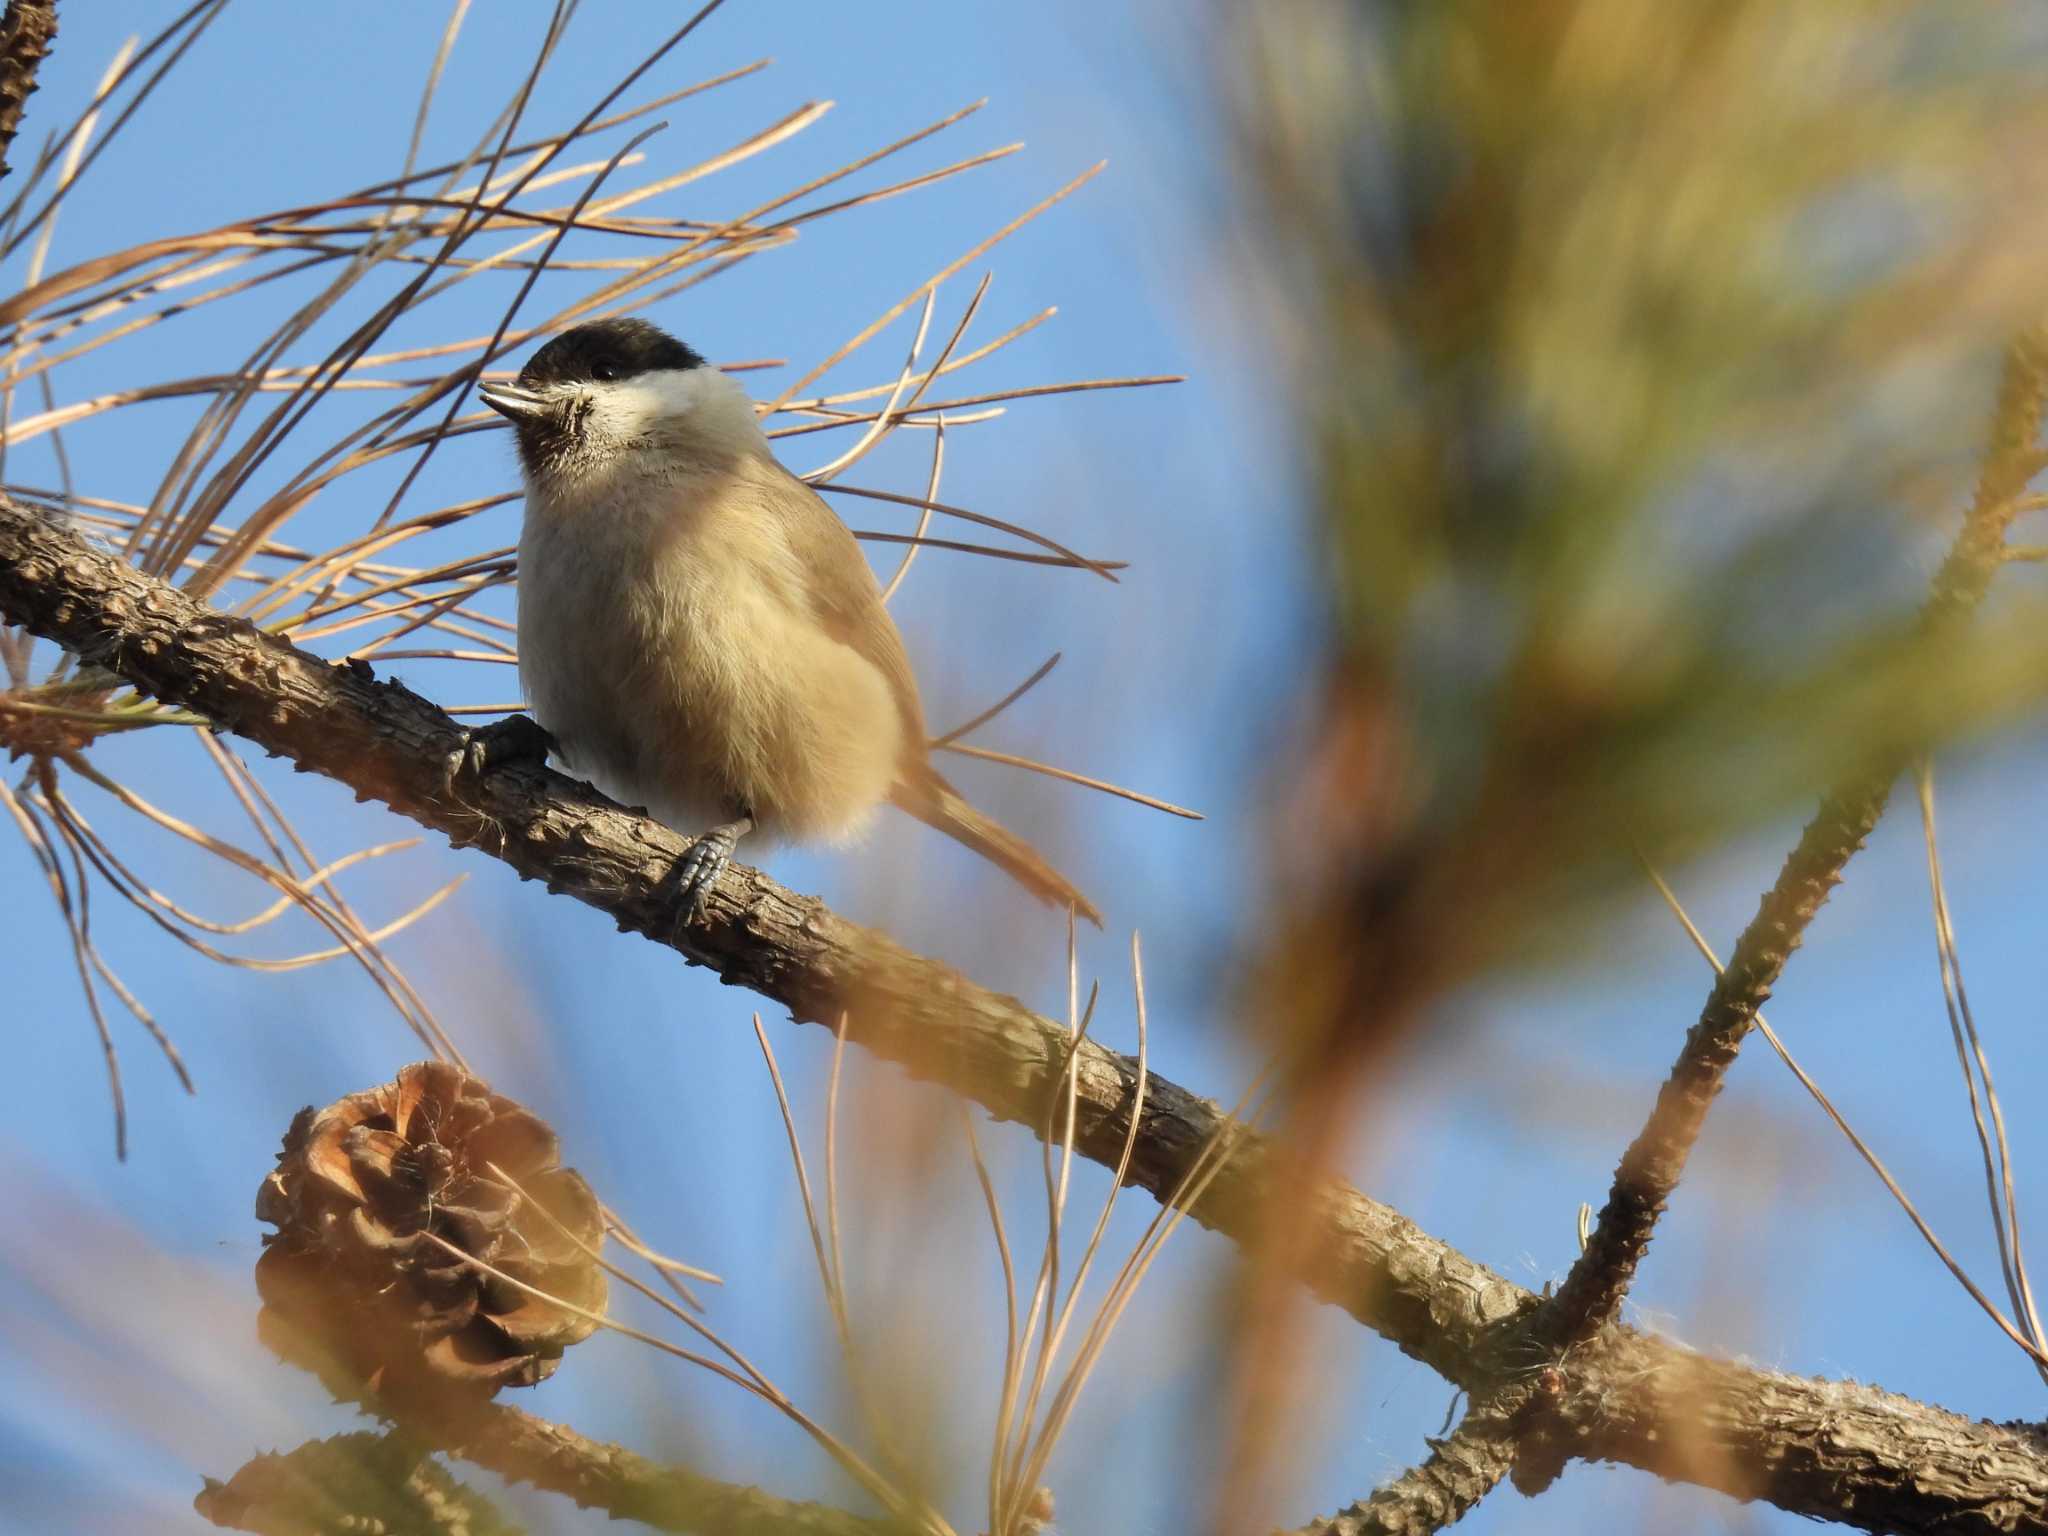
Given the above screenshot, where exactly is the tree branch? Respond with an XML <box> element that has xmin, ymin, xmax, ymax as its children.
<box><xmin>0</xmin><ymin>0</ymin><xmax>56</xmax><ymax>187</ymax></box>
<box><xmin>1534</xmin><ymin>1331</ymin><xmax>2048</xmax><ymax>1534</ymax></box>
<box><xmin>440</xmin><ymin>1403</ymin><xmax>903</xmax><ymax>1536</ymax></box>
<box><xmin>3</xmin><ymin>492</ymin><xmax>2046</xmax><ymax>1533</ymax></box>
<box><xmin>197</xmin><ymin>1412</ymin><xmax>900</xmax><ymax>1536</ymax></box>
<box><xmin>1287</xmin><ymin>1403</ymin><xmax>1519</xmax><ymax>1536</ymax></box>
<box><xmin>197</xmin><ymin>1430</ymin><xmax>519</xmax><ymax>1536</ymax></box>
<box><xmin>1543</xmin><ymin>331</ymin><xmax>2047</xmax><ymax>1345</ymax></box>
<box><xmin>1540</xmin><ymin>779</ymin><xmax>1891</xmax><ymax>1340</ymax></box>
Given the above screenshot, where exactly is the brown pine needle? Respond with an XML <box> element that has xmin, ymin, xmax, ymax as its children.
<box><xmin>934</xmin><ymin>653</ymin><xmax>1062</xmax><ymax>748</ymax></box>
<box><xmin>1</xmin><ymin>778</ymin><xmax>129</xmax><ymax>1158</ymax></box>
<box><xmin>937</xmin><ymin>741</ymin><xmax>1203</xmax><ymax>820</ymax></box>
<box><xmin>1915</xmin><ymin>764</ymin><xmax>2047</xmax><ymax>1380</ymax></box>
<box><xmin>880</xmin><ymin>414</ymin><xmax>945</xmax><ymax>605</ymax></box>
<box><xmin>820</xmin><ymin>482</ymin><xmax>1119</xmax><ymax>581</ymax></box>
<box><xmin>774</xmin><ymin>306</ymin><xmax>1058</xmax><ymax>414</ymax></box>
<box><xmin>1640</xmin><ymin>852</ymin><xmax>2048</xmax><ymax>1371</ymax></box>
<box><xmin>854</xmin><ymin>529</ymin><xmax>1122</xmax><ymax>572</ymax></box>
<box><xmin>767</xmin><ymin>161</ymin><xmax>1108</xmax><ymax>413</ymax></box>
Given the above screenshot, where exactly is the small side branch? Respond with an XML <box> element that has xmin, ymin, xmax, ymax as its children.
<box><xmin>197</xmin><ymin>1412</ymin><xmax>901</xmax><ymax>1536</ymax></box>
<box><xmin>440</xmin><ymin>1403</ymin><xmax>904</xmax><ymax>1536</ymax></box>
<box><xmin>197</xmin><ymin>1431</ymin><xmax>516</xmax><ymax>1536</ymax></box>
<box><xmin>1542</xmin><ymin>779</ymin><xmax>1890</xmax><ymax>1338</ymax></box>
<box><xmin>1286</xmin><ymin>1405</ymin><xmax>1520</xmax><ymax>1536</ymax></box>
<box><xmin>1543</xmin><ymin>330</ymin><xmax>2047</xmax><ymax>1346</ymax></box>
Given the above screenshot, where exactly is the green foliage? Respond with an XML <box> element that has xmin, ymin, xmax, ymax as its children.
<box><xmin>1236</xmin><ymin>0</ymin><xmax>2048</xmax><ymax>977</ymax></box>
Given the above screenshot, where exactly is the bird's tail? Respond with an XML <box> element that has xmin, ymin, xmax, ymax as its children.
<box><xmin>894</xmin><ymin>770</ymin><xmax>1102</xmax><ymax>926</ymax></box>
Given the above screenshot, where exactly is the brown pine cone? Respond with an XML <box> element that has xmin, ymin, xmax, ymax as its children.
<box><xmin>254</xmin><ymin>1061</ymin><xmax>607</xmax><ymax>1407</ymax></box>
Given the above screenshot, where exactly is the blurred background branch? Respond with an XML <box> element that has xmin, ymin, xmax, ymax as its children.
<box><xmin>196</xmin><ymin>1408</ymin><xmax>905</xmax><ymax>1536</ymax></box>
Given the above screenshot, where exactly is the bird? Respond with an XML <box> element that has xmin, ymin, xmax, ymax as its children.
<box><xmin>475</xmin><ymin>316</ymin><xmax>1101</xmax><ymax>927</ymax></box>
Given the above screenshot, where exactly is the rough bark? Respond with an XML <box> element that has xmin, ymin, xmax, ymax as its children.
<box><xmin>439</xmin><ymin>1405</ymin><xmax>904</xmax><ymax>1536</ymax></box>
<box><xmin>1287</xmin><ymin>1407</ymin><xmax>1519</xmax><ymax>1536</ymax></box>
<box><xmin>1543</xmin><ymin>779</ymin><xmax>1889</xmax><ymax>1339</ymax></box>
<box><xmin>0</xmin><ymin>0</ymin><xmax>56</xmax><ymax>186</ymax></box>
<box><xmin>4</xmin><ymin>492</ymin><xmax>2047</xmax><ymax>1535</ymax></box>
<box><xmin>1546</xmin><ymin>1333</ymin><xmax>2048</xmax><ymax>1534</ymax></box>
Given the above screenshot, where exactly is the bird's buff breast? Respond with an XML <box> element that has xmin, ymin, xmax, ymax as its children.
<box><xmin>515</xmin><ymin>482</ymin><xmax>901</xmax><ymax>845</ymax></box>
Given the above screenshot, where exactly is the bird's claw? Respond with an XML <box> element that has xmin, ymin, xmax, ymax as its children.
<box><xmin>673</xmin><ymin>828</ymin><xmax>738</xmax><ymax>925</ymax></box>
<box><xmin>671</xmin><ymin>817</ymin><xmax>749</xmax><ymax>929</ymax></box>
<box><xmin>443</xmin><ymin>713</ymin><xmax>553</xmax><ymax>797</ymax></box>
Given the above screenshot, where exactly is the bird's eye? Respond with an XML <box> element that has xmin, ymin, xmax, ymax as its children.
<box><xmin>591</xmin><ymin>360</ymin><xmax>617</xmax><ymax>383</ymax></box>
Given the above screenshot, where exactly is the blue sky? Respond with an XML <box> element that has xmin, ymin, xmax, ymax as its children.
<box><xmin>1</xmin><ymin>6</ymin><xmax>2044</xmax><ymax>1535</ymax></box>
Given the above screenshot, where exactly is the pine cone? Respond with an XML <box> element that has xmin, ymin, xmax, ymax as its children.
<box><xmin>255</xmin><ymin>1061</ymin><xmax>606</xmax><ymax>1406</ymax></box>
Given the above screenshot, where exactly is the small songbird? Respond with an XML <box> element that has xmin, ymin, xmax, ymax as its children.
<box><xmin>477</xmin><ymin>317</ymin><xmax>1100</xmax><ymax>925</ymax></box>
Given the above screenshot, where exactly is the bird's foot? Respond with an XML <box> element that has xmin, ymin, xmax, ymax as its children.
<box><xmin>671</xmin><ymin>814</ymin><xmax>754</xmax><ymax>929</ymax></box>
<box><xmin>443</xmin><ymin>712</ymin><xmax>554</xmax><ymax>797</ymax></box>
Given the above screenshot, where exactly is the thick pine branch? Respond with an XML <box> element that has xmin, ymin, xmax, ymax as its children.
<box><xmin>3</xmin><ymin>493</ymin><xmax>2046</xmax><ymax>1534</ymax></box>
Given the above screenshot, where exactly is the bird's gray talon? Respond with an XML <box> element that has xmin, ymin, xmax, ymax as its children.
<box><xmin>675</xmin><ymin>835</ymin><xmax>731</xmax><ymax>922</ymax></box>
<box><xmin>670</xmin><ymin>816</ymin><xmax>751</xmax><ymax>930</ymax></box>
<box><xmin>447</xmin><ymin>713</ymin><xmax>554</xmax><ymax>797</ymax></box>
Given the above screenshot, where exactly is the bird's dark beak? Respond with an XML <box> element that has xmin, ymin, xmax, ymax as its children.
<box><xmin>478</xmin><ymin>381</ymin><xmax>553</xmax><ymax>423</ymax></box>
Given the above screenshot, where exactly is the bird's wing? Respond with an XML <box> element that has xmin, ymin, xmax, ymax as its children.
<box><xmin>769</xmin><ymin>461</ymin><xmax>931</xmax><ymax>756</ymax></box>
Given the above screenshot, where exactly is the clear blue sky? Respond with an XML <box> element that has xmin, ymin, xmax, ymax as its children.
<box><xmin>2</xmin><ymin>6</ymin><xmax>2043</xmax><ymax>1534</ymax></box>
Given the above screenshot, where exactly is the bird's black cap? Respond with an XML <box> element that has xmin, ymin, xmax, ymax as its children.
<box><xmin>517</xmin><ymin>318</ymin><xmax>706</xmax><ymax>389</ymax></box>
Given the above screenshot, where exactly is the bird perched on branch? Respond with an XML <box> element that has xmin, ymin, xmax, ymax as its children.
<box><xmin>477</xmin><ymin>317</ymin><xmax>1100</xmax><ymax>926</ymax></box>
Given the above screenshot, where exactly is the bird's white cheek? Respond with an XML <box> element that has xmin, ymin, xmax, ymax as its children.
<box><xmin>583</xmin><ymin>383</ymin><xmax>664</xmax><ymax>439</ymax></box>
